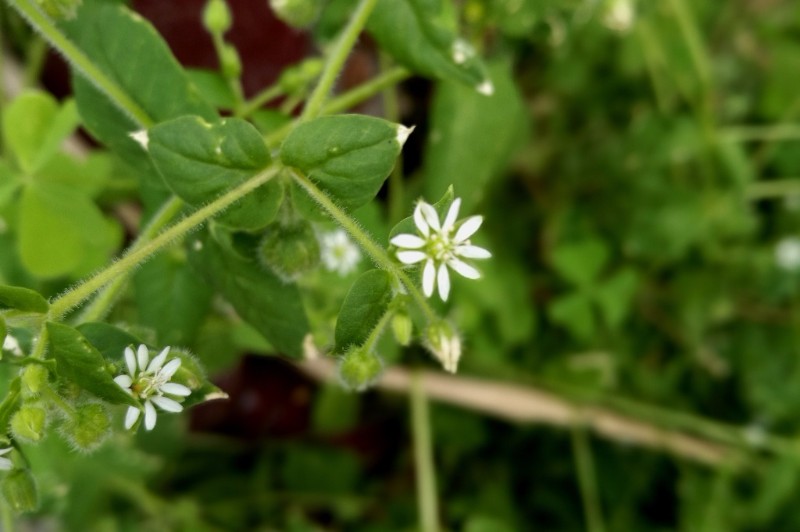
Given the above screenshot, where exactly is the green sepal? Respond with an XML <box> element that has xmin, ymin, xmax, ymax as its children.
<box><xmin>0</xmin><ymin>285</ymin><xmax>49</xmax><ymax>313</ymax></box>
<box><xmin>46</xmin><ymin>322</ymin><xmax>139</xmax><ymax>407</ymax></box>
<box><xmin>280</xmin><ymin>114</ymin><xmax>408</xmax><ymax>212</ymax></box>
<box><xmin>334</xmin><ymin>269</ymin><xmax>394</xmax><ymax>353</ymax></box>
<box><xmin>148</xmin><ymin>115</ymin><xmax>282</xmax><ymax>230</ymax></box>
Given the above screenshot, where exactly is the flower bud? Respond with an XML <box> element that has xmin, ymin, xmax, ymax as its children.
<box><xmin>257</xmin><ymin>220</ymin><xmax>320</xmax><ymax>282</ymax></box>
<box><xmin>269</xmin><ymin>0</ymin><xmax>321</xmax><ymax>28</ymax></box>
<box><xmin>36</xmin><ymin>0</ymin><xmax>81</xmax><ymax>19</ymax></box>
<box><xmin>424</xmin><ymin>321</ymin><xmax>462</xmax><ymax>373</ymax></box>
<box><xmin>391</xmin><ymin>311</ymin><xmax>413</xmax><ymax>347</ymax></box>
<box><xmin>203</xmin><ymin>0</ymin><xmax>232</xmax><ymax>34</ymax></box>
<box><xmin>10</xmin><ymin>406</ymin><xmax>46</xmax><ymax>443</ymax></box>
<box><xmin>62</xmin><ymin>403</ymin><xmax>111</xmax><ymax>452</ymax></box>
<box><xmin>278</xmin><ymin>58</ymin><xmax>323</xmax><ymax>96</ymax></box>
<box><xmin>338</xmin><ymin>347</ymin><xmax>383</xmax><ymax>392</ymax></box>
<box><xmin>2</xmin><ymin>470</ymin><xmax>38</xmax><ymax>513</ymax></box>
<box><xmin>21</xmin><ymin>365</ymin><xmax>49</xmax><ymax>398</ymax></box>
<box><xmin>220</xmin><ymin>45</ymin><xmax>242</xmax><ymax>80</ymax></box>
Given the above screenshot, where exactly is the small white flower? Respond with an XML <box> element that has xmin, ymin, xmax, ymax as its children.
<box><xmin>391</xmin><ymin>198</ymin><xmax>491</xmax><ymax>301</ymax></box>
<box><xmin>425</xmin><ymin>321</ymin><xmax>462</xmax><ymax>373</ymax></box>
<box><xmin>775</xmin><ymin>237</ymin><xmax>800</xmax><ymax>271</ymax></box>
<box><xmin>114</xmin><ymin>345</ymin><xmax>191</xmax><ymax>431</ymax></box>
<box><xmin>2</xmin><ymin>335</ymin><xmax>23</xmax><ymax>357</ymax></box>
<box><xmin>320</xmin><ymin>229</ymin><xmax>362</xmax><ymax>276</ymax></box>
<box><xmin>603</xmin><ymin>0</ymin><xmax>635</xmax><ymax>33</ymax></box>
<box><xmin>0</xmin><ymin>447</ymin><xmax>13</xmax><ymax>471</ymax></box>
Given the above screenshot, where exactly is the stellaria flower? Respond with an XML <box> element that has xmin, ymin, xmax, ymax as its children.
<box><xmin>114</xmin><ymin>345</ymin><xmax>191</xmax><ymax>431</ymax></box>
<box><xmin>0</xmin><ymin>447</ymin><xmax>13</xmax><ymax>471</ymax></box>
<box><xmin>320</xmin><ymin>229</ymin><xmax>361</xmax><ymax>276</ymax></box>
<box><xmin>775</xmin><ymin>237</ymin><xmax>800</xmax><ymax>271</ymax></box>
<box><xmin>391</xmin><ymin>198</ymin><xmax>491</xmax><ymax>301</ymax></box>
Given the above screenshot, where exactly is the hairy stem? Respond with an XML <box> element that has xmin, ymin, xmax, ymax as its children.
<box><xmin>411</xmin><ymin>370</ymin><xmax>439</xmax><ymax>532</ymax></box>
<box><xmin>571</xmin><ymin>426</ymin><xmax>606</xmax><ymax>532</ymax></box>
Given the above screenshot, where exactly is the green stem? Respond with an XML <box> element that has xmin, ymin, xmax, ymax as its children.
<box><xmin>0</xmin><ymin>501</ymin><xmax>14</xmax><ymax>532</ymax></box>
<box><xmin>289</xmin><ymin>169</ymin><xmax>436</xmax><ymax>321</ymax></box>
<box><xmin>362</xmin><ymin>307</ymin><xmax>395</xmax><ymax>353</ymax></box>
<box><xmin>9</xmin><ymin>0</ymin><xmax>153</xmax><ymax>127</ymax></box>
<box><xmin>237</xmin><ymin>83</ymin><xmax>284</xmax><ymax>118</ymax></box>
<box><xmin>30</xmin><ymin>325</ymin><xmax>47</xmax><ymax>360</ymax></box>
<box><xmin>42</xmin><ymin>385</ymin><xmax>75</xmax><ymax>416</ymax></box>
<box><xmin>23</xmin><ymin>36</ymin><xmax>46</xmax><ymax>87</ymax></box>
<box><xmin>746</xmin><ymin>179</ymin><xmax>800</xmax><ymax>201</ymax></box>
<box><xmin>571</xmin><ymin>425</ymin><xmax>606</xmax><ymax>532</ymax></box>
<box><xmin>299</xmin><ymin>0</ymin><xmax>379</xmax><ymax>121</ymax></box>
<box><xmin>77</xmin><ymin>196</ymin><xmax>186</xmax><ymax>323</ymax></box>
<box><xmin>49</xmin><ymin>166</ymin><xmax>280</xmax><ymax>319</ymax></box>
<box><xmin>666</xmin><ymin>0</ymin><xmax>712</xmax><ymax>95</ymax></box>
<box><xmin>721</xmin><ymin>125</ymin><xmax>800</xmax><ymax>143</ymax></box>
<box><xmin>411</xmin><ymin>370</ymin><xmax>439</xmax><ymax>532</ymax></box>
<box><xmin>210</xmin><ymin>33</ymin><xmax>244</xmax><ymax>113</ymax></box>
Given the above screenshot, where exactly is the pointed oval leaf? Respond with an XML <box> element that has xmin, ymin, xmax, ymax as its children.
<box><xmin>76</xmin><ymin>322</ymin><xmax>143</xmax><ymax>362</ymax></box>
<box><xmin>280</xmin><ymin>115</ymin><xmax>408</xmax><ymax>211</ymax></box>
<box><xmin>46</xmin><ymin>322</ymin><xmax>139</xmax><ymax>406</ymax></box>
<box><xmin>334</xmin><ymin>269</ymin><xmax>394</xmax><ymax>353</ymax></box>
<box><xmin>0</xmin><ymin>285</ymin><xmax>49</xmax><ymax>313</ymax></box>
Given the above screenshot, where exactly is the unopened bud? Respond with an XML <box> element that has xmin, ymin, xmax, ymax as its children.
<box><xmin>2</xmin><ymin>470</ymin><xmax>38</xmax><ymax>513</ymax></box>
<box><xmin>278</xmin><ymin>58</ymin><xmax>323</xmax><ymax>95</ymax></box>
<box><xmin>62</xmin><ymin>403</ymin><xmax>111</xmax><ymax>452</ymax></box>
<box><xmin>220</xmin><ymin>45</ymin><xmax>242</xmax><ymax>80</ymax></box>
<box><xmin>391</xmin><ymin>312</ymin><xmax>413</xmax><ymax>346</ymax></box>
<box><xmin>10</xmin><ymin>406</ymin><xmax>46</xmax><ymax>443</ymax></box>
<box><xmin>269</xmin><ymin>0</ymin><xmax>321</xmax><ymax>28</ymax></box>
<box><xmin>21</xmin><ymin>365</ymin><xmax>48</xmax><ymax>398</ymax></box>
<box><xmin>258</xmin><ymin>220</ymin><xmax>320</xmax><ymax>282</ymax></box>
<box><xmin>203</xmin><ymin>0</ymin><xmax>232</xmax><ymax>34</ymax></box>
<box><xmin>424</xmin><ymin>321</ymin><xmax>462</xmax><ymax>373</ymax></box>
<box><xmin>338</xmin><ymin>347</ymin><xmax>383</xmax><ymax>392</ymax></box>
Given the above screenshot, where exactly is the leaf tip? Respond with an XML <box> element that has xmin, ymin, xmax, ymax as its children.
<box><xmin>475</xmin><ymin>79</ymin><xmax>495</xmax><ymax>97</ymax></box>
<box><xmin>129</xmin><ymin>129</ymin><xmax>149</xmax><ymax>150</ymax></box>
<box><xmin>203</xmin><ymin>391</ymin><xmax>229</xmax><ymax>401</ymax></box>
<box><xmin>396</xmin><ymin>124</ymin><xmax>416</xmax><ymax>147</ymax></box>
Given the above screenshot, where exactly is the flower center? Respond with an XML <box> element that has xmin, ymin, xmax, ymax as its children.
<box><xmin>428</xmin><ymin>230</ymin><xmax>455</xmax><ymax>262</ymax></box>
<box><xmin>132</xmin><ymin>371</ymin><xmax>168</xmax><ymax>399</ymax></box>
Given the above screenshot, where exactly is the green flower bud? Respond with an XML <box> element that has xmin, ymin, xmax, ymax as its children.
<box><xmin>2</xmin><ymin>470</ymin><xmax>38</xmax><ymax>513</ymax></box>
<box><xmin>278</xmin><ymin>58</ymin><xmax>324</xmax><ymax>96</ymax></box>
<box><xmin>269</xmin><ymin>0</ymin><xmax>321</xmax><ymax>29</ymax></box>
<box><xmin>10</xmin><ymin>406</ymin><xmax>46</xmax><ymax>443</ymax></box>
<box><xmin>61</xmin><ymin>403</ymin><xmax>111</xmax><ymax>452</ymax></box>
<box><xmin>257</xmin><ymin>220</ymin><xmax>321</xmax><ymax>282</ymax></box>
<box><xmin>203</xmin><ymin>0</ymin><xmax>232</xmax><ymax>34</ymax></box>
<box><xmin>424</xmin><ymin>320</ymin><xmax>462</xmax><ymax>373</ymax></box>
<box><xmin>338</xmin><ymin>347</ymin><xmax>383</xmax><ymax>392</ymax></box>
<box><xmin>20</xmin><ymin>365</ymin><xmax>49</xmax><ymax>398</ymax></box>
<box><xmin>36</xmin><ymin>0</ymin><xmax>81</xmax><ymax>19</ymax></box>
<box><xmin>391</xmin><ymin>311</ymin><xmax>413</xmax><ymax>347</ymax></box>
<box><xmin>220</xmin><ymin>45</ymin><xmax>242</xmax><ymax>80</ymax></box>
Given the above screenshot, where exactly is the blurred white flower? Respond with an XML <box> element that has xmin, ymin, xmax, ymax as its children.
<box><xmin>425</xmin><ymin>321</ymin><xmax>462</xmax><ymax>373</ymax></box>
<box><xmin>2</xmin><ymin>335</ymin><xmax>23</xmax><ymax>357</ymax></box>
<box><xmin>603</xmin><ymin>0</ymin><xmax>635</xmax><ymax>33</ymax></box>
<box><xmin>0</xmin><ymin>447</ymin><xmax>13</xmax><ymax>471</ymax></box>
<box><xmin>775</xmin><ymin>237</ymin><xmax>800</xmax><ymax>271</ymax></box>
<box><xmin>320</xmin><ymin>229</ymin><xmax>361</xmax><ymax>276</ymax></box>
<box><xmin>391</xmin><ymin>198</ymin><xmax>491</xmax><ymax>301</ymax></box>
<box><xmin>114</xmin><ymin>345</ymin><xmax>191</xmax><ymax>431</ymax></box>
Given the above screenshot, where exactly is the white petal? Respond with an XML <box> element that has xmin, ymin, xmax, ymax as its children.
<box><xmin>419</xmin><ymin>202</ymin><xmax>441</xmax><ymax>232</ymax></box>
<box><xmin>136</xmin><ymin>344</ymin><xmax>149</xmax><ymax>372</ymax></box>
<box><xmin>114</xmin><ymin>375</ymin><xmax>133</xmax><ymax>389</ymax></box>
<box><xmin>143</xmin><ymin>401</ymin><xmax>157</xmax><ymax>431</ymax></box>
<box><xmin>456</xmin><ymin>244</ymin><xmax>492</xmax><ymax>259</ymax></box>
<box><xmin>151</xmin><ymin>396</ymin><xmax>183</xmax><ymax>413</ymax></box>
<box><xmin>422</xmin><ymin>260</ymin><xmax>436</xmax><ymax>297</ymax></box>
<box><xmin>437</xmin><ymin>264</ymin><xmax>451</xmax><ymax>301</ymax></box>
<box><xmin>160</xmin><ymin>358</ymin><xmax>182</xmax><ymax>380</ymax></box>
<box><xmin>442</xmin><ymin>198</ymin><xmax>461</xmax><ymax>233</ymax></box>
<box><xmin>390</xmin><ymin>234</ymin><xmax>426</xmax><ymax>249</ymax></box>
<box><xmin>454</xmin><ymin>216</ymin><xmax>483</xmax><ymax>243</ymax></box>
<box><xmin>413</xmin><ymin>203</ymin><xmax>430</xmax><ymax>237</ymax></box>
<box><xmin>147</xmin><ymin>347</ymin><xmax>170</xmax><ymax>373</ymax></box>
<box><xmin>0</xmin><ymin>457</ymin><xmax>12</xmax><ymax>471</ymax></box>
<box><xmin>0</xmin><ymin>448</ymin><xmax>12</xmax><ymax>457</ymax></box>
<box><xmin>161</xmin><ymin>383</ymin><xmax>192</xmax><ymax>397</ymax></box>
<box><xmin>397</xmin><ymin>250</ymin><xmax>428</xmax><ymax>264</ymax></box>
<box><xmin>448</xmin><ymin>258</ymin><xmax>481</xmax><ymax>279</ymax></box>
<box><xmin>124</xmin><ymin>406</ymin><xmax>141</xmax><ymax>430</ymax></box>
<box><xmin>124</xmin><ymin>347</ymin><xmax>137</xmax><ymax>376</ymax></box>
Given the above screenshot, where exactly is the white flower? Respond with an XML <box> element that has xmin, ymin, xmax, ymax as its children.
<box><xmin>2</xmin><ymin>335</ymin><xmax>23</xmax><ymax>357</ymax></box>
<box><xmin>0</xmin><ymin>448</ymin><xmax>13</xmax><ymax>471</ymax></box>
<box><xmin>320</xmin><ymin>229</ymin><xmax>361</xmax><ymax>276</ymax></box>
<box><xmin>425</xmin><ymin>321</ymin><xmax>462</xmax><ymax>373</ymax></box>
<box><xmin>391</xmin><ymin>198</ymin><xmax>491</xmax><ymax>301</ymax></box>
<box><xmin>114</xmin><ymin>345</ymin><xmax>192</xmax><ymax>431</ymax></box>
<box><xmin>603</xmin><ymin>0</ymin><xmax>635</xmax><ymax>33</ymax></box>
<box><xmin>775</xmin><ymin>237</ymin><xmax>800</xmax><ymax>271</ymax></box>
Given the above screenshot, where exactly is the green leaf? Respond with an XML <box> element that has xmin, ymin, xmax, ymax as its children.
<box><xmin>423</xmin><ymin>59</ymin><xmax>528</xmax><ymax>212</ymax></box>
<box><xmin>187</xmin><ymin>228</ymin><xmax>309</xmax><ymax>357</ymax></box>
<box><xmin>551</xmin><ymin>239</ymin><xmax>609</xmax><ymax>288</ymax></box>
<box><xmin>389</xmin><ymin>185</ymin><xmax>455</xmax><ymax>240</ymax></box>
<box><xmin>167</xmin><ymin>348</ymin><xmax>225</xmax><ymax>408</ymax></box>
<box><xmin>148</xmin><ymin>115</ymin><xmax>281</xmax><ymax>230</ymax></box>
<box><xmin>46</xmin><ymin>322</ymin><xmax>138</xmax><ymax>407</ymax></box>
<box><xmin>18</xmin><ymin>182</ymin><xmax>119</xmax><ymax>279</ymax></box>
<box><xmin>0</xmin><ymin>316</ymin><xmax>6</xmax><ymax>347</ymax></box>
<box><xmin>548</xmin><ymin>292</ymin><xmax>595</xmax><ymax>341</ymax></box>
<box><xmin>368</xmin><ymin>0</ymin><xmax>490</xmax><ymax>91</ymax></box>
<box><xmin>60</xmin><ymin>3</ymin><xmax>217</xmax><ymax>197</ymax></box>
<box><xmin>593</xmin><ymin>268</ymin><xmax>639</xmax><ymax>328</ymax></box>
<box><xmin>334</xmin><ymin>269</ymin><xmax>394</xmax><ymax>353</ymax></box>
<box><xmin>280</xmin><ymin>114</ymin><xmax>407</xmax><ymax>211</ymax></box>
<box><xmin>2</xmin><ymin>90</ymin><xmax>80</xmax><ymax>175</ymax></box>
<box><xmin>133</xmin><ymin>252</ymin><xmax>213</xmax><ymax>347</ymax></box>
<box><xmin>185</xmin><ymin>68</ymin><xmax>237</xmax><ymax>110</ymax></box>
<box><xmin>0</xmin><ymin>285</ymin><xmax>49</xmax><ymax>313</ymax></box>
<box><xmin>76</xmin><ymin>322</ymin><xmax>142</xmax><ymax>362</ymax></box>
